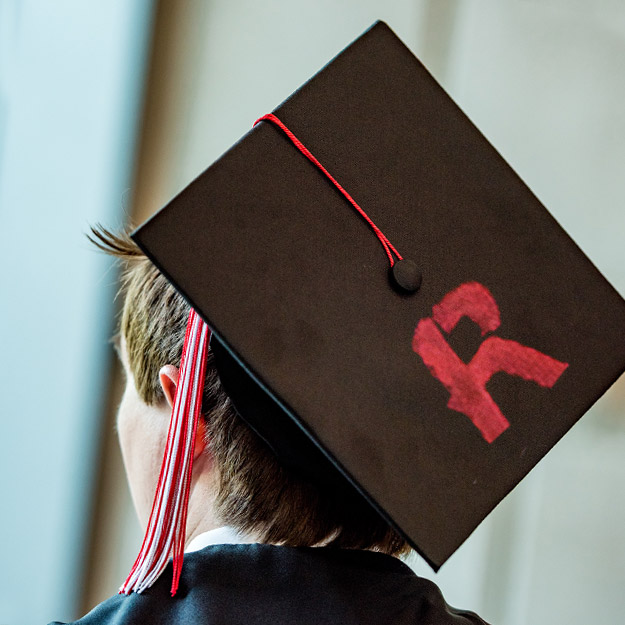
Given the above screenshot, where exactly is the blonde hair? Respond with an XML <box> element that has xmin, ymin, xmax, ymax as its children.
<box><xmin>90</xmin><ymin>224</ymin><xmax>410</xmax><ymax>555</ymax></box>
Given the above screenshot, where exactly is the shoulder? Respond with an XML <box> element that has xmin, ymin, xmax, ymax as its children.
<box><xmin>49</xmin><ymin>544</ymin><xmax>491</xmax><ymax>625</ymax></box>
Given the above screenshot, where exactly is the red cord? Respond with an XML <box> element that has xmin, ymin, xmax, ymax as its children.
<box><xmin>254</xmin><ymin>113</ymin><xmax>403</xmax><ymax>267</ymax></box>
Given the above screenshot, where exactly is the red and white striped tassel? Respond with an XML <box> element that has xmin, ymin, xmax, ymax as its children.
<box><xmin>120</xmin><ymin>308</ymin><xmax>211</xmax><ymax>596</ymax></box>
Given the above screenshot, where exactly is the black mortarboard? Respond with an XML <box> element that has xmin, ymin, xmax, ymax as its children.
<box><xmin>130</xmin><ymin>21</ymin><xmax>625</xmax><ymax>575</ymax></box>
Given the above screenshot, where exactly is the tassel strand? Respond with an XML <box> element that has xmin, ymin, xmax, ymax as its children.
<box><xmin>120</xmin><ymin>308</ymin><xmax>210</xmax><ymax>596</ymax></box>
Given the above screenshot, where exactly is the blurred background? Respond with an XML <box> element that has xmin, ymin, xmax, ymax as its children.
<box><xmin>1</xmin><ymin>1</ymin><xmax>624</xmax><ymax>623</ymax></box>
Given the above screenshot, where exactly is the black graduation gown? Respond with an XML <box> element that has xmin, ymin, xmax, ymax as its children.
<box><xmin>49</xmin><ymin>544</ymin><xmax>490</xmax><ymax>624</ymax></box>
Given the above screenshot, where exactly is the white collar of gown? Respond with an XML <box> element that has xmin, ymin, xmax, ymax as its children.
<box><xmin>185</xmin><ymin>526</ymin><xmax>255</xmax><ymax>554</ymax></box>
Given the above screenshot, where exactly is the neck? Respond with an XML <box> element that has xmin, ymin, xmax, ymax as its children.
<box><xmin>183</xmin><ymin>453</ymin><xmax>223</xmax><ymax>548</ymax></box>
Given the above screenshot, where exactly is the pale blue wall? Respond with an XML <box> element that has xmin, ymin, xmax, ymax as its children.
<box><xmin>0</xmin><ymin>2</ymin><xmax>153</xmax><ymax>623</ymax></box>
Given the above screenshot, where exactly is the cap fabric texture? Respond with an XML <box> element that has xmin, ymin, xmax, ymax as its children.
<box><xmin>132</xmin><ymin>20</ymin><xmax>625</xmax><ymax>570</ymax></box>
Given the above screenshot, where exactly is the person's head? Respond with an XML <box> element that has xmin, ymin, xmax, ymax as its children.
<box><xmin>91</xmin><ymin>224</ymin><xmax>410</xmax><ymax>555</ymax></box>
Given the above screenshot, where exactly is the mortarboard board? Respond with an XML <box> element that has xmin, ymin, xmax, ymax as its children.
<box><xmin>123</xmin><ymin>20</ymin><xmax>625</xmax><ymax>594</ymax></box>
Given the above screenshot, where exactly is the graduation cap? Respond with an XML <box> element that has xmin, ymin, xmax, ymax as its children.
<box><xmin>120</xmin><ymin>20</ymin><xmax>625</xmax><ymax>595</ymax></box>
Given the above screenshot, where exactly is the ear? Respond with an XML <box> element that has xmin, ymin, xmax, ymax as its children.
<box><xmin>159</xmin><ymin>364</ymin><xmax>179</xmax><ymax>409</ymax></box>
<box><xmin>159</xmin><ymin>364</ymin><xmax>207</xmax><ymax>458</ymax></box>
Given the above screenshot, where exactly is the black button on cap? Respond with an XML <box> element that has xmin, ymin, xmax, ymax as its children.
<box><xmin>391</xmin><ymin>259</ymin><xmax>422</xmax><ymax>293</ymax></box>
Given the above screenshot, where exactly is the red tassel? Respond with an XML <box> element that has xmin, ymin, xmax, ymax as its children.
<box><xmin>120</xmin><ymin>308</ymin><xmax>210</xmax><ymax>595</ymax></box>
